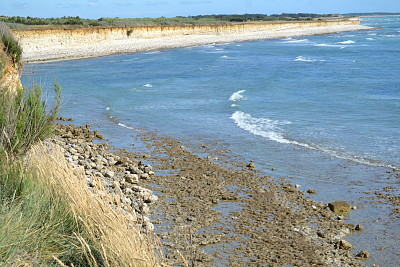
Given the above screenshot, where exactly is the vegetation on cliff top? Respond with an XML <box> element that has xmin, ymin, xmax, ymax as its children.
<box><xmin>0</xmin><ymin>13</ymin><xmax>346</xmax><ymax>28</ymax></box>
<box><xmin>0</xmin><ymin>22</ymin><xmax>22</xmax><ymax>63</ymax></box>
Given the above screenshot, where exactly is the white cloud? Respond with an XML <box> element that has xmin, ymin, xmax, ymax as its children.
<box><xmin>88</xmin><ymin>1</ymin><xmax>99</xmax><ymax>7</ymax></box>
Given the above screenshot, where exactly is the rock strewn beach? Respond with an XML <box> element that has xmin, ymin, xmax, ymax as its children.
<box><xmin>14</xmin><ymin>20</ymin><xmax>371</xmax><ymax>63</ymax></box>
<box><xmin>52</xmin><ymin>121</ymin><xmax>369</xmax><ymax>266</ymax></box>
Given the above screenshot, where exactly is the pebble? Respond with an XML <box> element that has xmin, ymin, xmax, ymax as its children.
<box><xmin>355</xmin><ymin>250</ymin><xmax>370</xmax><ymax>260</ymax></box>
<box><xmin>337</xmin><ymin>240</ymin><xmax>353</xmax><ymax>250</ymax></box>
<box><xmin>51</xmin><ymin>123</ymin><xmax>158</xmax><ymax>233</ymax></box>
<box><xmin>328</xmin><ymin>201</ymin><xmax>351</xmax><ymax>213</ymax></box>
<box><xmin>307</xmin><ymin>189</ymin><xmax>317</xmax><ymax>194</ymax></box>
<box><xmin>355</xmin><ymin>224</ymin><xmax>364</xmax><ymax>231</ymax></box>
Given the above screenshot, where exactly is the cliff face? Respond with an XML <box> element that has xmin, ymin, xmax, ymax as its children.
<box><xmin>0</xmin><ymin>43</ymin><xmax>22</xmax><ymax>93</ymax></box>
<box><xmin>12</xmin><ymin>19</ymin><xmax>362</xmax><ymax>62</ymax></box>
<box><xmin>14</xmin><ymin>20</ymin><xmax>360</xmax><ymax>48</ymax></box>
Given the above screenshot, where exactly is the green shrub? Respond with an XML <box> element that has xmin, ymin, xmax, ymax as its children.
<box><xmin>0</xmin><ymin>83</ymin><xmax>61</xmax><ymax>157</ymax></box>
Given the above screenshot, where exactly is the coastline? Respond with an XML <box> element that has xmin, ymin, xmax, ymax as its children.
<box><xmin>14</xmin><ymin>21</ymin><xmax>371</xmax><ymax>63</ymax></box>
<box><xmin>53</xmin><ymin>121</ymin><xmax>368</xmax><ymax>266</ymax></box>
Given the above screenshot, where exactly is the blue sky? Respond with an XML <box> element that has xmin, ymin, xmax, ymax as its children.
<box><xmin>1</xmin><ymin>0</ymin><xmax>399</xmax><ymax>18</ymax></box>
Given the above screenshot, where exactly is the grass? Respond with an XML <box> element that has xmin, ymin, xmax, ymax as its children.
<box><xmin>0</xmin><ymin>21</ymin><xmax>22</xmax><ymax>63</ymax></box>
<box><xmin>0</xmin><ymin>82</ymin><xmax>160</xmax><ymax>267</ymax></box>
<box><xmin>0</xmin><ymin>13</ymin><xmax>348</xmax><ymax>30</ymax></box>
<box><xmin>0</xmin><ymin>22</ymin><xmax>161</xmax><ymax>265</ymax></box>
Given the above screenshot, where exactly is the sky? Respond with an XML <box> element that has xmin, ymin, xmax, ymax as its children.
<box><xmin>0</xmin><ymin>0</ymin><xmax>399</xmax><ymax>19</ymax></box>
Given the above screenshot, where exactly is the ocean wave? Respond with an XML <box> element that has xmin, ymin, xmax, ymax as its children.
<box><xmin>314</xmin><ymin>43</ymin><xmax>345</xmax><ymax>48</ymax></box>
<box><xmin>230</xmin><ymin>111</ymin><xmax>398</xmax><ymax>170</ymax></box>
<box><xmin>220</xmin><ymin>55</ymin><xmax>230</xmax><ymax>59</ymax></box>
<box><xmin>144</xmin><ymin>51</ymin><xmax>161</xmax><ymax>55</ymax></box>
<box><xmin>118</xmin><ymin>122</ymin><xmax>137</xmax><ymax>130</ymax></box>
<box><xmin>143</xmin><ymin>84</ymin><xmax>153</xmax><ymax>88</ymax></box>
<box><xmin>281</xmin><ymin>38</ymin><xmax>310</xmax><ymax>44</ymax></box>
<box><xmin>229</xmin><ymin>90</ymin><xmax>246</xmax><ymax>102</ymax></box>
<box><xmin>294</xmin><ymin>56</ymin><xmax>325</xmax><ymax>63</ymax></box>
<box><xmin>337</xmin><ymin>40</ymin><xmax>356</xmax><ymax>44</ymax></box>
<box><xmin>230</xmin><ymin>111</ymin><xmax>292</xmax><ymax>144</ymax></box>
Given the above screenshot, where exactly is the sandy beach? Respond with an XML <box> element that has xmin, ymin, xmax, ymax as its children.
<box><xmin>15</xmin><ymin>21</ymin><xmax>371</xmax><ymax>63</ymax></box>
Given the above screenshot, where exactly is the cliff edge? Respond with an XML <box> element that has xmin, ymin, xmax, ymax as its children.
<box><xmin>13</xmin><ymin>19</ymin><xmax>369</xmax><ymax>63</ymax></box>
<box><xmin>1</xmin><ymin>33</ymin><xmax>23</xmax><ymax>93</ymax></box>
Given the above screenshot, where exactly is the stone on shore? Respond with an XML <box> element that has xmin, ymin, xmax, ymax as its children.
<box><xmin>328</xmin><ymin>201</ymin><xmax>351</xmax><ymax>213</ymax></box>
<box><xmin>355</xmin><ymin>250</ymin><xmax>370</xmax><ymax>260</ymax></box>
<box><xmin>336</xmin><ymin>240</ymin><xmax>353</xmax><ymax>250</ymax></box>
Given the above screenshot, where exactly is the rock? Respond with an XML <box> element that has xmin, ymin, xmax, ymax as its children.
<box><xmin>295</xmin><ymin>184</ymin><xmax>301</xmax><ymax>189</ymax></box>
<box><xmin>307</xmin><ymin>189</ymin><xmax>317</xmax><ymax>194</ymax></box>
<box><xmin>328</xmin><ymin>201</ymin><xmax>351</xmax><ymax>213</ymax></box>
<box><xmin>125</xmin><ymin>174</ymin><xmax>139</xmax><ymax>184</ymax></box>
<box><xmin>144</xmin><ymin>194</ymin><xmax>158</xmax><ymax>203</ymax></box>
<box><xmin>337</xmin><ymin>240</ymin><xmax>353</xmax><ymax>250</ymax></box>
<box><xmin>247</xmin><ymin>162</ymin><xmax>256</xmax><ymax>169</ymax></box>
<box><xmin>140</xmin><ymin>173</ymin><xmax>150</xmax><ymax>180</ymax></box>
<box><xmin>104</xmin><ymin>170</ymin><xmax>115</xmax><ymax>178</ymax></box>
<box><xmin>355</xmin><ymin>250</ymin><xmax>370</xmax><ymax>260</ymax></box>
<box><xmin>355</xmin><ymin>224</ymin><xmax>364</xmax><ymax>231</ymax></box>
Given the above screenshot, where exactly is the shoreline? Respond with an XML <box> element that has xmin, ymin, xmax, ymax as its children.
<box><xmin>52</xmin><ymin>121</ymin><xmax>369</xmax><ymax>266</ymax></box>
<box><xmin>14</xmin><ymin>22</ymin><xmax>371</xmax><ymax>63</ymax></box>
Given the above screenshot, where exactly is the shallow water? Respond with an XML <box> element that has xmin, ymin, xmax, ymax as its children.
<box><xmin>23</xmin><ymin>17</ymin><xmax>400</xmax><ymax>266</ymax></box>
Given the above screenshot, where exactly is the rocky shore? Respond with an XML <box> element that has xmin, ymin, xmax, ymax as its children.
<box><xmin>52</xmin><ymin>120</ymin><xmax>372</xmax><ymax>266</ymax></box>
<box><xmin>50</xmin><ymin>122</ymin><xmax>158</xmax><ymax>234</ymax></box>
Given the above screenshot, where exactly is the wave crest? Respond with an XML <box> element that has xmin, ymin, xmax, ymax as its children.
<box><xmin>229</xmin><ymin>90</ymin><xmax>246</xmax><ymax>102</ymax></box>
<box><xmin>230</xmin><ymin>111</ymin><xmax>291</xmax><ymax>143</ymax></box>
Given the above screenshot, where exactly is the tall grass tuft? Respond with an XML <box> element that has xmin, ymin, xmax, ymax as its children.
<box><xmin>0</xmin><ymin>21</ymin><xmax>22</xmax><ymax>63</ymax></box>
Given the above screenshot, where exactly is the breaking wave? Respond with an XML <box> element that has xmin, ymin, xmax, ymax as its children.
<box><xmin>229</xmin><ymin>90</ymin><xmax>246</xmax><ymax>102</ymax></box>
<box><xmin>295</xmin><ymin>56</ymin><xmax>325</xmax><ymax>63</ymax></box>
<box><xmin>230</xmin><ymin>111</ymin><xmax>398</xmax><ymax>170</ymax></box>
<box><xmin>337</xmin><ymin>40</ymin><xmax>356</xmax><ymax>44</ymax></box>
<box><xmin>230</xmin><ymin>111</ymin><xmax>292</xmax><ymax>144</ymax></box>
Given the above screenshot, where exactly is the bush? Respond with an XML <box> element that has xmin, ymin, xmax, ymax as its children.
<box><xmin>0</xmin><ymin>83</ymin><xmax>61</xmax><ymax>156</ymax></box>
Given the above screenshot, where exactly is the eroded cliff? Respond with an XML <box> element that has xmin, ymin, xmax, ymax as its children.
<box><xmin>12</xmin><ymin>19</ymin><xmax>364</xmax><ymax>62</ymax></box>
<box><xmin>0</xmin><ymin>42</ymin><xmax>22</xmax><ymax>93</ymax></box>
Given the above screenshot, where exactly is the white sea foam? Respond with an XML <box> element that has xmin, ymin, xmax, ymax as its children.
<box><xmin>230</xmin><ymin>111</ymin><xmax>292</xmax><ymax>144</ymax></box>
<box><xmin>144</xmin><ymin>51</ymin><xmax>161</xmax><ymax>55</ymax></box>
<box><xmin>220</xmin><ymin>55</ymin><xmax>230</xmax><ymax>59</ymax></box>
<box><xmin>314</xmin><ymin>43</ymin><xmax>344</xmax><ymax>48</ymax></box>
<box><xmin>230</xmin><ymin>111</ymin><xmax>398</xmax><ymax>170</ymax></box>
<box><xmin>337</xmin><ymin>40</ymin><xmax>356</xmax><ymax>44</ymax></box>
<box><xmin>106</xmin><ymin>107</ymin><xmax>110</xmax><ymax>111</ymax></box>
<box><xmin>294</xmin><ymin>56</ymin><xmax>325</xmax><ymax>63</ymax></box>
<box><xmin>118</xmin><ymin>123</ymin><xmax>136</xmax><ymax>130</ymax></box>
<box><xmin>229</xmin><ymin>90</ymin><xmax>246</xmax><ymax>102</ymax></box>
<box><xmin>282</xmin><ymin>38</ymin><xmax>310</xmax><ymax>44</ymax></box>
<box><xmin>143</xmin><ymin>84</ymin><xmax>153</xmax><ymax>88</ymax></box>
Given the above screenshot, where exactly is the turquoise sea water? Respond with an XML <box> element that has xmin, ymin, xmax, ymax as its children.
<box><xmin>23</xmin><ymin>17</ymin><xmax>400</xmax><ymax>266</ymax></box>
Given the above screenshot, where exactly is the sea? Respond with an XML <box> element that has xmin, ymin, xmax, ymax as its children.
<box><xmin>23</xmin><ymin>16</ymin><xmax>399</xmax><ymax>266</ymax></box>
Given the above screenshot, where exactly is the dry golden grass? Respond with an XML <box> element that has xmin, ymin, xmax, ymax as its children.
<box><xmin>27</xmin><ymin>142</ymin><xmax>162</xmax><ymax>266</ymax></box>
